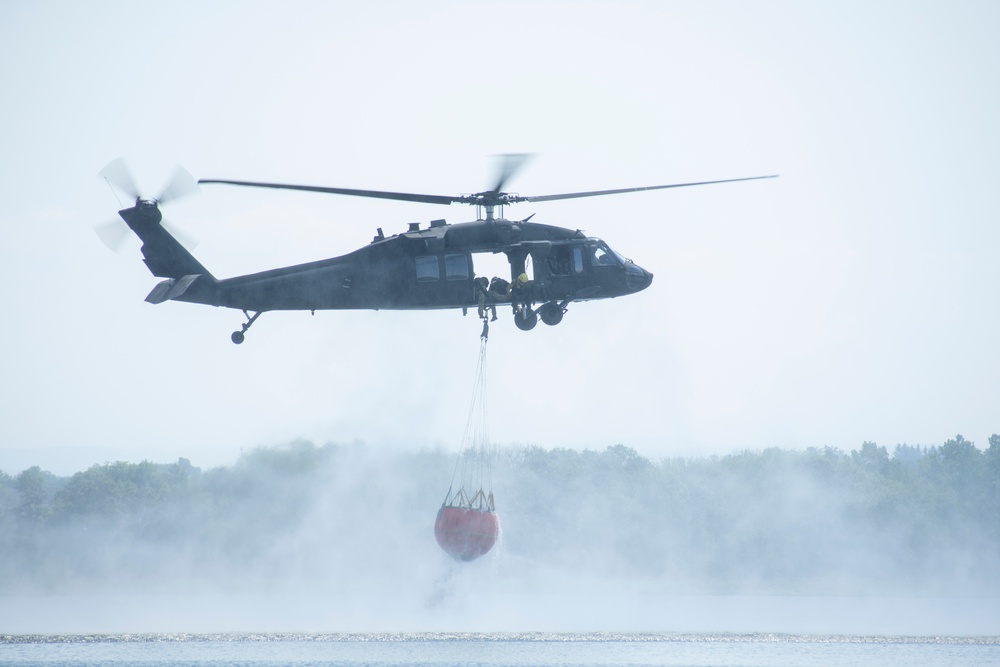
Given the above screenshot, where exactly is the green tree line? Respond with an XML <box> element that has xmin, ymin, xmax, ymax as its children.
<box><xmin>0</xmin><ymin>435</ymin><xmax>997</xmax><ymax>595</ymax></box>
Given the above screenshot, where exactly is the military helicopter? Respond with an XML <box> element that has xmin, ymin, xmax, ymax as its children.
<box><xmin>100</xmin><ymin>156</ymin><xmax>775</xmax><ymax>344</ymax></box>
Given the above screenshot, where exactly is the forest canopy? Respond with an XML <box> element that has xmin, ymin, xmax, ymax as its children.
<box><xmin>1</xmin><ymin>435</ymin><xmax>997</xmax><ymax>597</ymax></box>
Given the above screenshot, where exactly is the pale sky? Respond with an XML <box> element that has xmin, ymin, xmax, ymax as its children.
<box><xmin>1</xmin><ymin>0</ymin><xmax>997</xmax><ymax>474</ymax></box>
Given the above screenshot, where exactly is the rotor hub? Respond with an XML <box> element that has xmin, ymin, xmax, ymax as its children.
<box><xmin>135</xmin><ymin>198</ymin><xmax>163</xmax><ymax>224</ymax></box>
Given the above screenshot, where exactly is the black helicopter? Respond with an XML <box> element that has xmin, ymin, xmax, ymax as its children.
<box><xmin>100</xmin><ymin>156</ymin><xmax>775</xmax><ymax>344</ymax></box>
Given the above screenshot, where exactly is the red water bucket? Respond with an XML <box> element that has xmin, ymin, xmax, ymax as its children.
<box><xmin>434</xmin><ymin>505</ymin><xmax>500</xmax><ymax>561</ymax></box>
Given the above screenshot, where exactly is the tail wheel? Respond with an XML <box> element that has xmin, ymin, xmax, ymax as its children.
<box><xmin>539</xmin><ymin>302</ymin><xmax>564</xmax><ymax>326</ymax></box>
<box><xmin>514</xmin><ymin>306</ymin><xmax>538</xmax><ymax>331</ymax></box>
<box><xmin>230</xmin><ymin>310</ymin><xmax>262</xmax><ymax>344</ymax></box>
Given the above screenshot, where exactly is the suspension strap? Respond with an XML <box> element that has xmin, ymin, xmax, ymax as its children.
<box><xmin>446</xmin><ymin>331</ymin><xmax>493</xmax><ymax>508</ymax></box>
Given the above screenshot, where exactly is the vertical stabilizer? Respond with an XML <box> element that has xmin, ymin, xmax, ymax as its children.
<box><xmin>118</xmin><ymin>201</ymin><xmax>214</xmax><ymax>280</ymax></box>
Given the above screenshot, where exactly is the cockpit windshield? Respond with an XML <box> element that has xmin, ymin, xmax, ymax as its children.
<box><xmin>590</xmin><ymin>242</ymin><xmax>625</xmax><ymax>267</ymax></box>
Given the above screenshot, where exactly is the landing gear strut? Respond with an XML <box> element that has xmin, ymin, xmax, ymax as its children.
<box><xmin>231</xmin><ymin>310</ymin><xmax>262</xmax><ymax>344</ymax></box>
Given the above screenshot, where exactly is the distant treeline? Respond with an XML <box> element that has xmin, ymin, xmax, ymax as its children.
<box><xmin>1</xmin><ymin>435</ymin><xmax>997</xmax><ymax>596</ymax></box>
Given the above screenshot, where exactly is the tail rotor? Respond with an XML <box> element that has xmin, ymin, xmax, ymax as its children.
<box><xmin>96</xmin><ymin>158</ymin><xmax>200</xmax><ymax>252</ymax></box>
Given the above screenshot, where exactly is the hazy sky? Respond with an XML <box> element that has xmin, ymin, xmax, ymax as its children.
<box><xmin>1</xmin><ymin>0</ymin><xmax>997</xmax><ymax>474</ymax></box>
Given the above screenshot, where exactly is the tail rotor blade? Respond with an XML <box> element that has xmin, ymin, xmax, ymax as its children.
<box><xmin>94</xmin><ymin>218</ymin><xmax>133</xmax><ymax>253</ymax></box>
<box><xmin>162</xmin><ymin>218</ymin><xmax>199</xmax><ymax>251</ymax></box>
<box><xmin>157</xmin><ymin>165</ymin><xmax>200</xmax><ymax>206</ymax></box>
<box><xmin>99</xmin><ymin>158</ymin><xmax>141</xmax><ymax>201</ymax></box>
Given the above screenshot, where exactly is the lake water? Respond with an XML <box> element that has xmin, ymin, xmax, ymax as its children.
<box><xmin>2</xmin><ymin>633</ymin><xmax>999</xmax><ymax>667</ymax></box>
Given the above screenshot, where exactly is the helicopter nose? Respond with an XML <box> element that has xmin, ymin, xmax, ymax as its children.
<box><xmin>625</xmin><ymin>264</ymin><xmax>653</xmax><ymax>292</ymax></box>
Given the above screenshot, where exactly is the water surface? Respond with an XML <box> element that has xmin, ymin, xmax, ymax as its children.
<box><xmin>3</xmin><ymin>633</ymin><xmax>998</xmax><ymax>667</ymax></box>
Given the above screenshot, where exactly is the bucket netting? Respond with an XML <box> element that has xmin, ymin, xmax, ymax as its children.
<box><xmin>443</xmin><ymin>332</ymin><xmax>494</xmax><ymax>512</ymax></box>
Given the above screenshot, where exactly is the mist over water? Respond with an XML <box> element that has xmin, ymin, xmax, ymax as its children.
<box><xmin>1</xmin><ymin>438</ymin><xmax>998</xmax><ymax>635</ymax></box>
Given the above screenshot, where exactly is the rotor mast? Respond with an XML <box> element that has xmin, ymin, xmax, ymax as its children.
<box><xmin>475</xmin><ymin>192</ymin><xmax>506</xmax><ymax>222</ymax></box>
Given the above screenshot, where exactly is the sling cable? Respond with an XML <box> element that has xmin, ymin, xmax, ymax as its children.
<box><xmin>434</xmin><ymin>321</ymin><xmax>500</xmax><ymax>561</ymax></box>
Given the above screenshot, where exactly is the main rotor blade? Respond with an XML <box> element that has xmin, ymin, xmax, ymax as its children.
<box><xmin>520</xmin><ymin>175</ymin><xmax>779</xmax><ymax>203</ymax></box>
<box><xmin>490</xmin><ymin>153</ymin><xmax>533</xmax><ymax>194</ymax></box>
<box><xmin>198</xmin><ymin>179</ymin><xmax>460</xmax><ymax>206</ymax></box>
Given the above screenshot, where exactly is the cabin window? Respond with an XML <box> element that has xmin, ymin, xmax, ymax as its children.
<box><xmin>415</xmin><ymin>255</ymin><xmax>440</xmax><ymax>282</ymax></box>
<box><xmin>572</xmin><ymin>246</ymin><xmax>584</xmax><ymax>274</ymax></box>
<box><xmin>444</xmin><ymin>253</ymin><xmax>470</xmax><ymax>281</ymax></box>
<box><xmin>547</xmin><ymin>246</ymin><xmax>573</xmax><ymax>276</ymax></box>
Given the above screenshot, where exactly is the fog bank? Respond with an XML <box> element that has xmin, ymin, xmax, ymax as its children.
<box><xmin>2</xmin><ymin>437</ymin><xmax>997</xmax><ymax>633</ymax></box>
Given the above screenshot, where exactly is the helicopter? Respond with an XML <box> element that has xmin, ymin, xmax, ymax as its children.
<box><xmin>100</xmin><ymin>156</ymin><xmax>776</xmax><ymax>344</ymax></box>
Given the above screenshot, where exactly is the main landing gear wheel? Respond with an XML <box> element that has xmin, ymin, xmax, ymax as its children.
<box><xmin>514</xmin><ymin>305</ymin><xmax>538</xmax><ymax>331</ymax></box>
<box><xmin>539</xmin><ymin>302</ymin><xmax>564</xmax><ymax>326</ymax></box>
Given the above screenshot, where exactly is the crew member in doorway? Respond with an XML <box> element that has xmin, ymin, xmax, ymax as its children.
<box><xmin>475</xmin><ymin>277</ymin><xmax>490</xmax><ymax>320</ymax></box>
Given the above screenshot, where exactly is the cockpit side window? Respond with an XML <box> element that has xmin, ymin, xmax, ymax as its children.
<box><xmin>572</xmin><ymin>246</ymin><xmax>584</xmax><ymax>273</ymax></box>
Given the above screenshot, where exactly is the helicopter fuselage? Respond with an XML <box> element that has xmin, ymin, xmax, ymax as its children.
<box><xmin>141</xmin><ymin>213</ymin><xmax>653</xmax><ymax>316</ymax></box>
